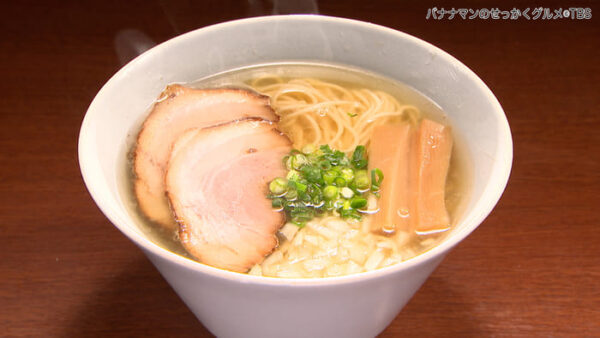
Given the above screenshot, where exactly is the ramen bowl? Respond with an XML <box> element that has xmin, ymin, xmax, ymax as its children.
<box><xmin>79</xmin><ymin>15</ymin><xmax>512</xmax><ymax>338</ymax></box>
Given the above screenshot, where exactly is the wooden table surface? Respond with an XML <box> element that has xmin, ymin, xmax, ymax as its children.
<box><xmin>1</xmin><ymin>0</ymin><xmax>598</xmax><ymax>336</ymax></box>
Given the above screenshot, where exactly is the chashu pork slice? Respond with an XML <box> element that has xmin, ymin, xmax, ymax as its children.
<box><xmin>134</xmin><ymin>85</ymin><xmax>278</xmax><ymax>230</ymax></box>
<box><xmin>165</xmin><ymin>118</ymin><xmax>291</xmax><ymax>272</ymax></box>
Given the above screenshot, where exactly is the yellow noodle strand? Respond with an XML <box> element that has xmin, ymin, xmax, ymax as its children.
<box><xmin>249</xmin><ymin>76</ymin><xmax>421</xmax><ymax>153</ymax></box>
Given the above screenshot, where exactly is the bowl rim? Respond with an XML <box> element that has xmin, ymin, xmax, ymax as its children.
<box><xmin>79</xmin><ymin>14</ymin><xmax>513</xmax><ymax>286</ymax></box>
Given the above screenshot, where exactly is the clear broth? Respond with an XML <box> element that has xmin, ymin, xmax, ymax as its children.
<box><xmin>119</xmin><ymin>62</ymin><xmax>472</xmax><ymax>271</ymax></box>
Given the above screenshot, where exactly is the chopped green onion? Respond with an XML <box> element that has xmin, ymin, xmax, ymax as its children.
<box><xmin>371</xmin><ymin>168</ymin><xmax>384</xmax><ymax>191</ymax></box>
<box><xmin>267</xmin><ymin>144</ymin><xmax>384</xmax><ymax>226</ymax></box>
<box><xmin>292</xmin><ymin>154</ymin><xmax>308</xmax><ymax>169</ymax></box>
<box><xmin>286</xmin><ymin>169</ymin><xmax>300</xmax><ymax>181</ymax></box>
<box><xmin>301</xmin><ymin>165</ymin><xmax>322</xmax><ymax>184</ymax></box>
<box><xmin>340</xmin><ymin>168</ymin><xmax>354</xmax><ymax>182</ymax></box>
<box><xmin>323</xmin><ymin>170</ymin><xmax>338</xmax><ymax>185</ymax></box>
<box><xmin>308</xmin><ymin>184</ymin><xmax>323</xmax><ymax>205</ymax></box>
<box><xmin>285</xmin><ymin>189</ymin><xmax>298</xmax><ymax>200</ymax></box>
<box><xmin>306</xmin><ymin>152</ymin><xmax>319</xmax><ymax>163</ymax></box>
<box><xmin>352</xmin><ymin>146</ymin><xmax>364</xmax><ymax>160</ymax></box>
<box><xmin>334</xmin><ymin>177</ymin><xmax>346</xmax><ymax>187</ymax></box>
<box><xmin>323</xmin><ymin>185</ymin><xmax>338</xmax><ymax>200</ymax></box>
<box><xmin>355</xmin><ymin>159</ymin><xmax>367</xmax><ymax>169</ymax></box>
<box><xmin>341</xmin><ymin>187</ymin><xmax>354</xmax><ymax>199</ymax></box>
<box><xmin>338</xmin><ymin>156</ymin><xmax>350</xmax><ymax>167</ymax></box>
<box><xmin>350</xmin><ymin>197</ymin><xmax>367</xmax><ymax>209</ymax></box>
<box><xmin>351</xmin><ymin>145</ymin><xmax>367</xmax><ymax>169</ymax></box>
<box><xmin>269</xmin><ymin>177</ymin><xmax>288</xmax><ymax>195</ymax></box>
<box><xmin>320</xmin><ymin>144</ymin><xmax>333</xmax><ymax>154</ymax></box>
<box><xmin>282</xmin><ymin>155</ymin><xmax>290</xmax><ymax>168</ymax></box>
<box><xmin>299</xmin><ymin>192</ymin><xmax>311</xmax><ymax>202</ymax></box>
<box><xmin>354</xmin><ymin>170</ymin><xmax>369</xmax><ymax>190</ymax></box>
<box><xmin>342</xmin><ymin>199</ymin><xmax>351</xmax><ymax>210</ymax></box>
<box><xmin>271</xmin><ymin>198</ymin><xmax>284</xmax><ymax>208</ymax></box>
<box><xmin>318</xmin><ymin>160</ymin><xmax>332</xmax><ymax>170</ymax></box>
<box><xmin>290</xmin><ymin>180</ymin><xmax>307</xmax><ymax>193</ymax></box>
<box><xmin>323</xmin><ymin>200</ymin><xmax>334</xmax><ymax>210</ymax></box>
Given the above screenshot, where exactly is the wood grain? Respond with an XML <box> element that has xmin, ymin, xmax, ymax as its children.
<box><xmin>1</xmin><ymin>0</ymin><xmax>598</xmax><ymax>336</ymax></box>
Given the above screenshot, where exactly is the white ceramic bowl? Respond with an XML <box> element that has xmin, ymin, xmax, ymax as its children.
<box><xmin>79</xmin><ymin>15</ymin><xmax>512</xmax><ymax>338</ymax></box>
